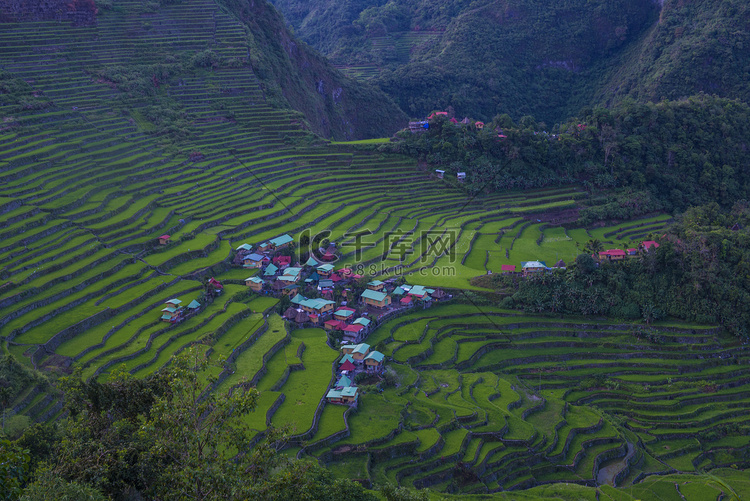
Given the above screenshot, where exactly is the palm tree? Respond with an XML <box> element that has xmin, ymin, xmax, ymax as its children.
<box><xmin>584</xmin><ymin>238</ymin><xmax>603</xmax><ymax>255</ymax></box>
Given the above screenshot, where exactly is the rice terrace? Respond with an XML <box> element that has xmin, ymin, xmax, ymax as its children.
<box><xmin>1</xmin><ymin>0</ymin><xmax>750</xmax><ymax>499</ymax></box>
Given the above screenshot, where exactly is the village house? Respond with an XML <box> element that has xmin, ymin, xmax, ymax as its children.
<box><xmin>427</xmin><ymin>111</ymin><xmax>448</xmax><ymax>120</ymax></box>
<box><xmin>343</xmin><ymin>323</ymin><xmax>366</xmax><ymax>343</ymax></box>
<box><xmin>245</xmin><ymin>276</ymin><xmax>263</xmax><ymax>291</ymax></box>
<box><xmin>161</xmin><ymin>299</ymin><xmax>182</xmax><ymax>322</ymax></box>
<box><xmin>598</xmin><ymin>249</ymin><xmax>626</xmax><ymax>261</ymax></box>
<box><xmin>269</xmin><ymin>234</ymin><xmax>294</xmax><ymax>250</ymax></box>
<box><xmin>317</xmin><ymin>263</ymin><xmax>335</xmax><ymax>277</ymax></box>
<box><xmin>409</xmin><ymin>120</ymin><xmax>428</xmax><ymax>133</ymax></box>
<box><xmin>257</xmin><ymin>241</ymin><xmax>271</xmax><ymax>252</ymax></box>
<box><xmin>304</xmin><ymin>256</ymin><xmax>319</xmax><ymax>267</ymax></box>
<box><xmin>334</xmin><ymin>307</ymin><xmax>356</xmax><ymax>322</ymax></box>
<box><xmin>475</xmin><ymin>121</ymin><xmax>485</xmax><ymax>129</ymax></box>
<box><xmin>342</xmin><ymin>343</ymin><xmax>370</xmax><ymax>361</ymax></box>
<box><xmin>367</xmin><ymin>280</ymin><xmax>385</xmax><ymax>291</ymax></box>
<box><xmin>339</xmin><ymin>358</ymin><xmax>356</xmax><ymax>373</ymax></box>
<box><xmin>299</xmin><ymin>297</ymin><xmax>336</xmax><ymax>316</ymax></box>
<box><xmin>521</xmin><ymin>261</ymin><xmax>547</xmax><ymax>276</ymax></box>
<box><xmin>273</xmin><ymin>255</ymin><xmax>292</xmax><ymax>268</ymax></box>
<box><xmin>326</xmin><ymin>386</ymin><xmax>359</xmax><ymax>404</ymax></box>
<box><xmin>364</xmin><ymin>351</ymin><xmax>385</xmax><ymax>372</ymax></box>
<box><xmin>158</xmin><ymin>234</ymin><xmax>171</xmax><ymax>245</ymax></box>
<box><xmin>457</xmin><ymin>172</ymin><xmax>466</xmax><ymax>182</ymax></box>
<box><xmin>353</xmin><ymin>317</ymin><xmax>371</xmax><ymax>329</ymax></box>
<box><xmin>407</xmin><ymin>285</ymin><xmax>433</xmax><ymax>300</ymax></box>
<box><xmin>339</xmin><ymin>354</ymin><xmax>355</xmax><ymax>366</ymax></box>
<box><xmin>279</xmin><ymin>266</ymin><xmax>302</xmax><ymax>282</ymax></box>
<box><xmin>324</xmin><ymin>319</ymin><xmax>347</xmax><ymax>331</ymax></box>
<box><xmin>283</xmin><ymin>284</ymin><xmax>299</xmax><ymax>297</ymax></box>
<box><xmin>627</xmin><ymin>248</ymin><xmax>639</xmax><ymax>256</ymax></box>
<box><xmin>641</xmin><ymin>240</ymin><xmax>660</xmax><ymax>251</ymax></box>
<box><xmin>207</xmin><ymin>278</ymin><xmax>223</xmax><ymax>294</ymax></box>
<box><xmin>161</xmin><ymin>306</ymin><xmax>181</xmax><ymax>322</ymax></box>
<box><xmin>436</xmin><ymin>169</ymin><xmax>445</xmax><ymax>179</ymax></box>
<box><xmin>263</xmin><ymin>263</ymin><xmax>279</xmax><ymax>277</ymax></box>
<box><xmin>336</xmin><ymin>374</ymin><xmax>352</xmax><ymax>388</ymax></box>
<box><xmin>235</xmin><ymin>243</ymin><xmax>253</xmax><ymax>254</ymax></box>
<box><xmin>243</xmin><ymin>253</ymin><xmax>265</xmax><ymax>268</ymax></box>
<box><xmin>361</xmin><ymin>289</ymin><xmax>391</xmax><ymax>308</ymax></box>
<box><xmin>501</xmin><ymin>264</ymin><xmax>517</xmax><ymax>273</ymax></box>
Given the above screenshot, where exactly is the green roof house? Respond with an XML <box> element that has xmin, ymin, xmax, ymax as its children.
<box><xmin>264</xmin><ymin>263</ymin><xmax>279</xmax><ymax>276</ymax></box>
<box><xmin>361</xmin><ymin>289</ymin><xmax>391</xmax><ymax>308</ymax></box>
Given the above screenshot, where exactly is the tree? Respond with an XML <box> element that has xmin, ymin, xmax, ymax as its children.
<box><xmin>142</xmin><ymin>348</ymin><xmax>259</xmax><ymax>501</ymax></box>
<box><xmin>0</xmin><ymin>440</ymin><xmax>30</xmax><ymax>500</ymax></box>
<box><xmin>20</xmin><ymin>470</ymin><xmax>106</xmax><ymax>501</ymax></box>
<box><xmin>584</xmin><ymin>239</ymin><xmax>603</xmax><ymax>255</ymax></box>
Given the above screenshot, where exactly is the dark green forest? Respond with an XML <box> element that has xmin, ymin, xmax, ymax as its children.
<box><xmin>386</xmin><ymin>95</ymin><xmax>750</xmax><ymax>216</ymax></box>
<box><xmin>271</xmin><ymin>0</ymin><xmax>750</xmax><ymax>126</ymax></box>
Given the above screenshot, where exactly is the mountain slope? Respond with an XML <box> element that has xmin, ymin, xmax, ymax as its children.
<box><xmin>0</xmin><ymin>0</ymin><xmax>405</xmax><ymax>140</ymax></box>
<box><xmin>271</xmin><ymin>0</ymin><xmax>750</xmax><ymax>125</ymax></box>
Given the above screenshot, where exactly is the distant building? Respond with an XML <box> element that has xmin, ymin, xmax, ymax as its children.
<box><xmin>520</xmin><ymin>261</ymin><xmax>547</xmax><ymax>275</ymax></box>
<box><xmin>158</xmin><ymin>234</ymin><xmax>171</xmax><ymax>245</ymax></box>
<box><xmin>457</xmin><ymin>172</ymin><xmax>466</xmax><ymax>182</ymax></box>
<box><xmin>501</xmin><ymin>264</ymin><xmax>517</xmax><ymax>273</ymax></box>
<box><xmin>409</xmin><ymin>120</ymin><xmax>429</xmax><ymax>133</ymax></box>
<box><xmin>435</xmin><ymin>169</ymin><xmax>445</xmax><ymax>179</ymax></box>
<box><xmin>598</xmin><ymin>249</ymin><xmax>626</xmax><ymax>261</ymax></box>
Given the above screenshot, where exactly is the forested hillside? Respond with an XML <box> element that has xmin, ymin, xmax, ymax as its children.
<box><xmin>271</xmin><ymin>0</ymin><xmax>750</xmax><ymax>125</ymax></box>
<box><xmin>387</xmin><ymin>95</ymin><xmax>750</xmax><ymax>215</ymax></box>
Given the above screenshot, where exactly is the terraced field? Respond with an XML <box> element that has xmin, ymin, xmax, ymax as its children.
<box><xmin>2</xmin><ymin>1</ymin><xmax>747</xmax><ymax>498</ymax></box>
<box><xmin>304</xmin><ymin>304</ymin><xmax>750</xmax><ymax>495</ymax></box>
<box><xmin>334</xmin><ymin>30</ymin><xmax>444</xmax><ymax>80</ymax></box>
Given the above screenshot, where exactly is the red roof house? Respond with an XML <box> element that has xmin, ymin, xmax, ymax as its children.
<box><xmin>343</xmin><ymin>324</ymin><xmax>365</xmax><ymax>334</ymax></box>
<box><xmin>324</xmin><ymin>319</ymin><xmax>347</xmax><ymax>331</ymax></box>
<box><xmin>339</xmin><ymin>360</ymin><xmax>356</xmax><ymax>372</ymax></box>
<box><xmin>598</xmin><ymin>249</ymin><xmax>627</xmax><ymax>261</ymax></box>
<box><xmin>400</xmin><ymin>296</ymin><xmax>412</xmax><ymax>305</ymax></box>
<box><xmin>273</xmin><ymin>255</ymin><xmax>292</xmax><ymax>267</ymax></box>
<box><xmin>501</xmin><ymin>264</ymin><xmax>516</xmax><ymax>273</ymax></box>
<box><xmin>641</xmin><ymin>241</ymin><xmax>660</xmax><ymax>251</ymax></box>
<box><xmin>158</xmin><ymin>235</ymin><xmax>171</xmax><ymax>245</ymax></box>
<box><xmin>427</xmin><ymin>111</ymin><xmax>448</xmax><ymax>120</ymax></box>
<box><xmin>207</xmin><ymin>278</ymin><xmax>223</xmax><ymax>291</ymax></box>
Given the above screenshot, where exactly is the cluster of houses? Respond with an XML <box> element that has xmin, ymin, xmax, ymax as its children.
<box><xmin>500</xmin><ymin>240</ymin><xmax>661</xmax><ymax>276</ymax></box>
<box><xmin>326</xmin><ymin>342</ymin><xmax>386</xmax><ymax>406</ymax></box>
<box><xmin>235</xmin><ymin>235</ymin><xmax>450</xmax><ymax>335</ymax></box>
<box><xmin>597</xmin><ymin>240</ymin><xmax>659</xmax><ymax>261</ymax></box>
